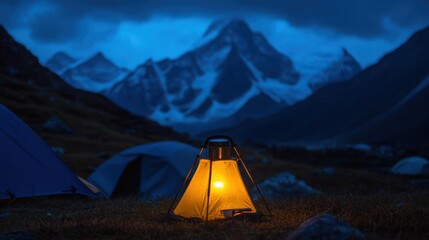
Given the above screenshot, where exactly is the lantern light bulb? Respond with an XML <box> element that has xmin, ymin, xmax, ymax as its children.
<box><xmin>213</xmin><ymin>181</ymin><xmax>224</xmax><ymax>189</ymax></box>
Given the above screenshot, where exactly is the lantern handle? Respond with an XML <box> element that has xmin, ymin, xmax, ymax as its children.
<box><xmin>204</xmin><ymin>135</ymin><xmax>235</xmax><ymax>146</ymax></box>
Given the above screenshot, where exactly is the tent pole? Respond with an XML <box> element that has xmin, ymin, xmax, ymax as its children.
<box><xmin>206</xmin><ymin>157</ymin><xmax>213</xmax><ymax>221</ymax></box>
<box><xmin>233</xmin><ymin>145</ymin><xmax>272</xmax><ymax>216</ymax></box>
<box><xmin>166</xmin><ymin>146</ymin><xmax>205</xmax><ymax>218</ymax></box>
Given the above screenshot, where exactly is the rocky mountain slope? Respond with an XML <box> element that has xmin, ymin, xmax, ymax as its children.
<box><xmin>221</xmin><ymin>26</ymin><xmax>429</xmax><ymax>149</ymax></box>
<box><xmin>46</xmin><ymin>52</ymin><xmax>128</xmax><ymax>92</ymax></box>
<box><xmin>0</xmin><ymin>25</ymin><xmax>188</xmax><ymax>176</ymax></box>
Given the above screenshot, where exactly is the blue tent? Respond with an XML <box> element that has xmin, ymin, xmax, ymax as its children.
<box><xmin>0</xmin><ymin>104</ymin><xmax>96</xmax><ymax>199</ymax></box>
<box><xmin>88</xmin><ymin>141</ymin><xmax>197</xmax><ymax>200</ymax></box>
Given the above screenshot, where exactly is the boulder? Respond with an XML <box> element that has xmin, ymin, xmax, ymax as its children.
<box><xmin>252</xmin><ymin>172</ymin><xmax>320</xmax><ymax>200</ymax></box>
<box><xmin>390</xmin><ymin>156</ymin><xmax>429</xmax><ymax>175</ymax></box>
<box><xmin>287</xmin><ymin>214</ymin><xmax>365</xmax><ymax>240</ymax></box>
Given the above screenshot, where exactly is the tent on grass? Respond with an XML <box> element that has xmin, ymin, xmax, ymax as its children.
<box><xmin>88</xmin><ymin>141</ymin><xmax>198</xmax><ymax>200</ymax></box>
<box><xmin>0</xmin><ymin>104</ymin><xmax>96</xmax><ymax>199</ymax></box>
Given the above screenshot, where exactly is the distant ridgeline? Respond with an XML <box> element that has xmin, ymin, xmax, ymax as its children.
<box><xmin>220</xmin><ymin>26</ymin><xmax>429</xmax><ymax>149</ymax></box>
<box><xmin>44</xmin><ymin>19</ymin><xmax>361</xmax><ymax>135</ymax></box>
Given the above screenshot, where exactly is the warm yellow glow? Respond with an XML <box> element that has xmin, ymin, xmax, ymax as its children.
<box><xmin>174</xmin><ymin>159</ymin><xmax>256</xmax><ymax>221</ymax></box>
<box><xmin>213</xmin><ymin>181</ymin><xmax>224</xmax><ymax>189</ymax></box>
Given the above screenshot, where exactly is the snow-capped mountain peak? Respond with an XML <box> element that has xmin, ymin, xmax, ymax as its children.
<box><xmin>59</xmin><ymin>52</ymin><xmax>129</xmax><ymax>92</ymax></box>
<box><xmin>79</xmin><ymin>52</ymin><xmax>126</xmax><ymax>75</ymax></box>
<box><xmin>193</xmin><ymin>19</ymin><xmax>251</xmax><ymax>49</ymax></box>
<box><xmin>45</xmin><ymin>51</ymin><xmax>76</xmax><ymax>73</ymax></box>
<box><xmin>106</xmin><ymin>19</ymin><xmax>304</xmax><ymax>132</ymax></box>
<box><xmin>308</xmin><ymin>48</ymin><xmax>362</xmax><ymax>90</ymax></box>
<box><xmin>45</xmin><ymin>19</ymin><xmax>362</xmax><ymax>135</ymax></box>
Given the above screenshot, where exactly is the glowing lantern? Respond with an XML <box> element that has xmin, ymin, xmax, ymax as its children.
<box><xmin>167</xmin><ymin>136</ymin><xmax>270</xmax><ymax>221</ymax></box>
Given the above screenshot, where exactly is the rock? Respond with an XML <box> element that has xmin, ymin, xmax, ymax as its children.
<box><xmin>390</xmin><ymin>156</ymin><xmax>429</xmax><ymax>175</ymax></box>
<box><xmin>287</xmin><ymin>214</ymin><xmax>365</xmax><ymax>240</ymax></box>
<box><xmin>51</xmin><ymin>146</ymin><xmax>66</xmax><ymax>155</ymax></box>
<box><xmin>42</xmin><ymin>116</ymin><xmax>74</xmax><ymax>134</ymax></box>
<box><xmin>252</xmin><ymin>172</ymin><xmax>320</xmax><ymax>200</ymax></box>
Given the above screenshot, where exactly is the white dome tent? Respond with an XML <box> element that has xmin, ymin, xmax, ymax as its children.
<box><xmin>88</xmin><ymin>141</ymin><xmax>198</xmax><ymax>200</ymax></box>
<box><xmin>0</xmin><ymin>104</ymin><xmax>96</xmax><ymax>199</ymax></box>
<box><xmin>390</xmin><ymin>156</ymin><xmax>429</xmax><ymax>175</ymax></box>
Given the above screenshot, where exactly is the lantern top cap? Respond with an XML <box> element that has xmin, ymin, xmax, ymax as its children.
<box><xmin>204</xmin><ymin>135</ymin><xmax>234</xmax><ymax>146</ymax></box>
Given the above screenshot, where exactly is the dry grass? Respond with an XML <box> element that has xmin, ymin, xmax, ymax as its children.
<box><xmin>2</xmin><ymin>75</ymin><xmax>429</xmax><ymax>239</ymax></box>
<box><xmin>1</xmin><ymin>193</ymin><xmax>428</xmax><ymax>240</ymax></box>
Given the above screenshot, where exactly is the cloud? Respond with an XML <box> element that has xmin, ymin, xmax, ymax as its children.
<box><xmin>1</xmin><ymin>0</ymin><xmax>429</xmax><ymax>44</ymax></box>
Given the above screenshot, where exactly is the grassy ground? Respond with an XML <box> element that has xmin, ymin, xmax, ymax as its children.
<box><xmin>1</xmin><ymin>151</ymin><xmax>428</xmax><ymax>239</ymax></box>
<box><xmin>1</xmin><ymin>193</ymin><xmax>428</xmax><ymax>240</ymax></box>
<box><xmin>2</xmin><ymin>74</ymin><xmax>429</xmax><ymax>239</ymax></box>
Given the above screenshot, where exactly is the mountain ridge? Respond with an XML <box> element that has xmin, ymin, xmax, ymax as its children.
<box><xmin>46</xmin><ymin>51</ymin><xmax>129</xmax><ymax>92</ymax></box>
<box><xmin>43</xmin><ymin>19</ymin><xmax>362</xmax><ymax>134</ymax></box>
<box><xmin>219</xmin><ymin>25</ymin><xmax>429</xmax><ymax>148</ymax></box>
<box><xmin>107</xmin><ymin>19</ymin><xmax>302</xmax><ymax>129</ymax></box>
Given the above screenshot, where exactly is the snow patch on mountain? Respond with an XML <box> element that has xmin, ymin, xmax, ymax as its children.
<box><xmin>393</xmin><ymin>75</ymin><xmax>429</xmax><ymax>110</ymax></box>
<box><xmin>187</xmin><ymin>70</ymin><xmax>218</xmax><ymax>113</ymax></box>
<box><xmin>291</xmin><ymin>49</ymin><xmax>344</xmax><ymax>79</ymax></box>
<box><xmin>205</xmin><ymin>85</ymin><xmax>260</xmax><ymax>119</ymax></box>
<box><xmin>192</xmin><ymin>20</ymin><xmax>229</xmax><ymax>49</ymax></box>
<box><xmin>308</xmin><ymin>48</ymin><xmax>362</xmax><ymax>90</ymax></box>
<box><xmin>243</xmin><ymin>57</ymin><xmax>312</xmax><ymax>104</ymax></box>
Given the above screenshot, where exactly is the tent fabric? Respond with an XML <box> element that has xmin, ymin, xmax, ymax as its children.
<box><xmin>174</xmin><ymin>159</ymin><xmax>256</xmax><ymax>221</ymax></box>
<box><xmin>0</xmin><ymin>104</ymin><xmax>95</xmax><ymax>199</ymax></box>
<box><xmin>390</xmin><ymin>156</ymin><xmax>429</xmax><ymax>175</ymax></box>
<box><xmin>88</xmin><ymin>141</ymin><xmax>198</xmax><ymax>200</ymax></box>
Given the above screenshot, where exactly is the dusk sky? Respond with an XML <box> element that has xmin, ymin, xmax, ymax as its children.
<box><xmin>1</xmin><ymin>0</ymin><xmax>428</xmax><ymax>70</ymax></box>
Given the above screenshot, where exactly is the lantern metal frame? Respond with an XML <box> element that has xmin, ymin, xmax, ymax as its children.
<box><xmin>166</xmin><ymin>135</ymin><xmax>271</xmax><ymax>221</ymax></box>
